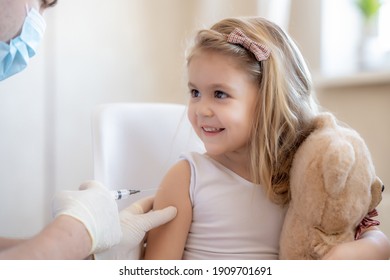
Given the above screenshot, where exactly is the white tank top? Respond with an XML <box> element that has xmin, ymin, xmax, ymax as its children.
<box><xmin>181</xmin><ymin>152</ymin><xmax>286</xmax><ymax>260</ymax></box>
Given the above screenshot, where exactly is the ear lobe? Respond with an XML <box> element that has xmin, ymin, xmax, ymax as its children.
<box><xmin>322</xmin><ymin>140</ymin><xmax>355</xmax><ymax>196</ymax></box>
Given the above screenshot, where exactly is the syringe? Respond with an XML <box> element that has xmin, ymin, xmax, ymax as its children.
<box><xmin>111</xmin><ymin>189</ymin><xmax>140</xmax><ymax>200</ymax></box>
<box><xmin>110</xmin><ymin>188</ymin><xmax>157</xmax><ymax>200</ymax></box>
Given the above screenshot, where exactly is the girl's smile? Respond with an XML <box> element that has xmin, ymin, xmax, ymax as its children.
<box><xmin>202</xmin><ymin>126</ymin><xmax>225</xmax><ymax>134</ymax></box>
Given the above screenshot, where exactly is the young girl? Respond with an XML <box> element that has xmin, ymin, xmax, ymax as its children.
<box><xmin>144</xmin><ymin>17</ymin><xmax>390</xmax><ymax>260</ymax></box>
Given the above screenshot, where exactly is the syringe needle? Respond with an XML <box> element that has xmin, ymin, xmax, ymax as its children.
<box><xmin>111</xmin><ymin>188</ymin><xmax>158</xmax><ymax>200</ymax></box>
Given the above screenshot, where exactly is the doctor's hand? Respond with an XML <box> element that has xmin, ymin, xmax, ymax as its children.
<box><xmin>51</xmin><ymin>180</ymin><xmax>122</xmax><ymax>254</ymax></box>
<box><xmin>94</xmin><ymin>196</ymin><xmax>177</xmax><ymax>260</ymax></box>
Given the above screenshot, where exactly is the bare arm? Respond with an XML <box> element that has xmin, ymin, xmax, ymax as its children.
<box><xmin>144</xmin><ymin>160</ymin><xmax>192</xmax><ymax>260</ymax></box>
<box><xmin>323</xmin><ymin>227</ymin><xmax>390</xmax><ymax>260</ymax></box>
<box><xmin>0</xmin><ymin>237</ymin><xmax>24</xmax><ymax>251</ymax></box>
<box><xmin>0</xmin><ymin>215</ymin><xmax>92</xmax><ymax>260</ymax></box>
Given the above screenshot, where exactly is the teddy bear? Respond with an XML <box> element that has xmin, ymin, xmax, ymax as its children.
<box><xmin>279</xmin><ymin>112</ymin><xmax>383</xmax><ymax>260</ymax></box>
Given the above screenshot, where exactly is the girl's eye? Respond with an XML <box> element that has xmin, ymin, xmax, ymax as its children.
<box><xmin>214</xmin><ymin>91</ymin><xmax>228</xmax><ymax>99</ymax></box>
<box><xmin>190</xmin><ymin>89</ymin><xmax>200</xmax><ymax>98</ymax></box>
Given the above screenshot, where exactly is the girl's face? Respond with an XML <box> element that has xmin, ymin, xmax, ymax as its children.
<box><xmin>187</xmin><ymin>50</ymin><xmax>258</xmax><ymax>157</ymax></box>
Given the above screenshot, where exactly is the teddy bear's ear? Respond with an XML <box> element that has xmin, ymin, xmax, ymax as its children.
<box><xmin>322</xmin><ymin>139</ymin><xmax>355</xmax><ymax>196</ymax></box>
<box><xmin>369</xmin><ymin>177</ymin><xmax>383</xmax><ymax>211</ymax></box>
<box><xmin>313</xmin><ymin>113</ymin><xmax>337</xmax><ymax>130</ymax></box>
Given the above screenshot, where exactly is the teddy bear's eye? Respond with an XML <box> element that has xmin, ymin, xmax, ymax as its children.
<box><xmin>382</xmin><ymin>185</ymin><xmax>385</xmax><ymax>192</ymax></box>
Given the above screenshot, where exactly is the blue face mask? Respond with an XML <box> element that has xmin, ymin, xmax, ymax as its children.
<box><xmin>0</xmin><ymin>7</ymin><xmax>46</xmax><ymax>81</ymax></box>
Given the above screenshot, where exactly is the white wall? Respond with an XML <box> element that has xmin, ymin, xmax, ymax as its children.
<box><xmin>0</xmin><ymin>53</ymin><xmax>46</xmax><ymax>237</ymax></box>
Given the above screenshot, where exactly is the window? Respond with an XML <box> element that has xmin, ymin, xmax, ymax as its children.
<box><xmin>320</xmin><ymin>0</ymin><xmax>390</xmax><ymax>77</ymax></box>
<box><xmin>378</xmin><ymin>1</ymin><xmax>390</xmax><ymax>50</ymax></box>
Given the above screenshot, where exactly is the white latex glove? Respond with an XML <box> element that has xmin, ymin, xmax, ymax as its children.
<box><xmin>52</xmin><ymin>180</ymin><xmax>121</xmax><ymax>254</ymax></box>
<box><xmin>94</xmin><ymin>196</ymin><xmax>177</xmax><ymax>259</ymax></box>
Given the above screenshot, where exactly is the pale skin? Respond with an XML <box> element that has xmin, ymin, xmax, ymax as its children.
<box><xmin>0</xmin><ymin>0</ymin><xmax>94</xmax><ymax>260</ymax></box>
<box><xmin>323</xmin><ymin>228</ymin><xmax>390</xmax><ymax>260</ymax></box>
<box><xmin>144</xmin><ymin>50</ymin><xmax>390</xmax><ymax>260</ymax></box>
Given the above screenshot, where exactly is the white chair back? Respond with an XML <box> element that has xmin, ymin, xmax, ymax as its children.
<box><xmin>92</xmin><ymin>102</ymin><xmax>204</xmax><ymax>209</ymax></box>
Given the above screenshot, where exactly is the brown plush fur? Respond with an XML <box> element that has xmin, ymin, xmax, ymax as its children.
<box><xmin>279</xmin><ymin>113</ymin><xmax>383</xmax><ymax>259</ymax></box>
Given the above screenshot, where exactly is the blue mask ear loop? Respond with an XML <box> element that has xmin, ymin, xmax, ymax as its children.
<box><xmin>24</xmin><ymin>4</ymin><xmax>46</xmax><ymax>35</ymax></box>
<box><xmin>20</xmin><ymin>4</ymin><xmax>46</xmax><ymax>55</ymax></box>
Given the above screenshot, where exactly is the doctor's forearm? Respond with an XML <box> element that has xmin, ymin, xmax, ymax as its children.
<box><xmin>0</xmin><ymin>216</ymin><xmax>92</xmax><ymax>259</ymax></box>
<box><xmin>0</xmin><ymin>237</ymin><xmax>25</xmax><ymax>251</ymax></box>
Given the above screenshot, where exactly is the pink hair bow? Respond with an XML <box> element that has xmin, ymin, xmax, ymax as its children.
<box><xmin>226</xmin><ymin>28</ymin><xmax>270</xmax><ymax>61</ymax></box>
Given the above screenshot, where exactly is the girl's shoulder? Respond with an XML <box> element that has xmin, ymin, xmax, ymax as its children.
<box><xmin>153</xmin><ymin>155</ymin><xmax>193</xmax><ymax>209</ymax></box>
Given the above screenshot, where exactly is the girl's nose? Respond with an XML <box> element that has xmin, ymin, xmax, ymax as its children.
<box><xmin>196</xmin><ymin>102</ymin><xmax>213</xmax><ymax>118</ymax></box>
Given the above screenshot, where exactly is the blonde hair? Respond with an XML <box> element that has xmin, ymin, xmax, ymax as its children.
<box><xmin>186</xmin><ymin>17</ymin><xmax>319</xmax><ymax>205</ymax></box>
